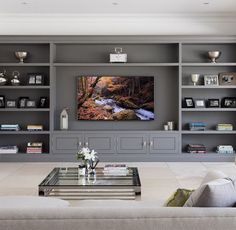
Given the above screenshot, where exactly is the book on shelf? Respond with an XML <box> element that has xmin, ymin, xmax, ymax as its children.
<box><xmin>216</xmin><ymin>145</ymin><xmax>235</xmax><ymax>154</ymax></box>
<box><xmin>216</xmin><ymin>124</ymin><xmax>233</xmax><ymax>131</ymax></box>
<box><xmin>186</xmin><ymin>144</ymin><xmax>206</xmax><ymax>154</ymax></box>
<box><xmin>0</xmin><ymin>124</ymin><xmax>20</xmax><ymax>131</ymax></box>
<box><xmin>189</xmin><ymin>122</ymin><xmax>207</xmax><ymax>131</ymax></box>
<box><xmin>27</xmin><ymin>125</ymin><xmax>43</xmax><ymax>131</ymax></box>
<box><xmin>26</xmin><ymin>142</ymin><xmax>43</xmax><ymax>154</ymax></box>
<box><xmin>0</xmin><ymin>145</ymin><xmax>18</xmax><ymax>154</ymax></box>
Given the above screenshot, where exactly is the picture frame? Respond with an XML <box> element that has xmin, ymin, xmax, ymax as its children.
<box><xmin>26</xmin><ymin>100</ymin><xmax>36</xmax><ymax>108</ymax></box>
<box><xmin>204</xmin><ymin>75</ymin><xmax>219</xmax><ymax>86</ymax></box>
<box><xmin>18</xmin><ymin>97</ymin><xmax>29</xmax><ymax>108</ymax></box>
<box><xmin>207</xmin><ymin>99</ymin><xmax>220</xmax><ymax>108</ymax></box>
<box><xmin>38</xmin><ymin>97</ymin><xmax>48</xmax><ymax>108</ymax></box>
<box><xmin>221</xmin><ymin>97</ymin><xmax>236</xmax><ymax>108</ymax></box>
<box><xmin>6</xmin><ymin>100</ymin><xmax>16</xmax><ymax>108</ymax></box>
<box><xmin>219</xmin><ymin>72</ymin><xmax>236</xmax><ymax>85</ymax></box>
<box><xmin>0</xmin><ymin>95</ymin><xmax>5</xmax><ymax>108</ymax></box>
<box><xmin>183</xmin><ymin>97</ymin><xmax>195</xmax><ymax>108</ymax></box>
<box><xmin>27</xmin><ymin>73</ymin><xmax>44</xmax><ymax>85</ymax></box>
<box><xmin>194</xmin><ymin>99</ymin><xmax>205</xmax><ymax>108</ymax></box>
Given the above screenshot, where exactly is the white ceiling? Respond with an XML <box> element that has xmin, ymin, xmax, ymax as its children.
<box><xmin>0</xmin><ymin>0</ymin><xmax>236</xmax><ymax>14</ymax></box>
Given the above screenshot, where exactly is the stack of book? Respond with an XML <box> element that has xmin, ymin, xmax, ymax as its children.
<box><xmin>186</xmin><ymin>144</ymin><xmax>206</xmax><ymax>154</ymax></box>
<box><xmin>189</xmin><ymin>122</ymin><xmax>207</xmax><ymax>131</ymax></box>
<box><xmin>0</xmin><ymin>124</ymin><xmax>20</xmax><ymax>131</ymax></box>
<box><xmin>216</xmin><ymin>124</ymin><xmax>233</xmax><ymax>131</ymax></box>
<box><xmin>27</xmin><ymin>125</ymin><xmax>43</xmax><ymax>131</ymax></box>
<box><xmin>103</xmin><ymin>164</ymin><xmax>128</xmax><ymax>176</ymax></box>
<box><xmin>26</xmin><ymin>142</ymin><xmax>43</xmax><ymax>154</ymax></box>
<box><xmin>0</xmin><ymin>146</ymin><xmax>18</xmax><ymax>154</ymax></box>
<box><xmin>216</xmin><ymin>145</ymin><xmax>234</xmax><ymax>154</ymax></box>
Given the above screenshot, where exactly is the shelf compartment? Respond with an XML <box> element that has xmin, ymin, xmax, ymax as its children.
<box><xmin>182</xmin><ymin>134</ymin><xmax>236</xmax><ymax>153</ymax></box>
<box><xmin>182</xmin><ymin>43</ymin><xmax>236</xmax><ymax>63</ymax></box>
<box><xmin>0</xmin><ymin>66</ymin><xmax>50</xmax><ymax>86</ymax></box>
<box><xmin>55</xmin><ymin>43</ymin><xmax>179</xmax><ymax>63</ymax></box>
<box><xmin>181</xmin><ymin>66</ymin><xmax>236</xmax><ymax>86</ymax></box>
<box><xmin>0</xmin><ymin>134</ymin><xmax>49</xmax><ymax>153</ymax></box>
<box><xmin>0</xmin><ymin>44</ymin><xmax>49</xmax><ymax>63</ymax></box>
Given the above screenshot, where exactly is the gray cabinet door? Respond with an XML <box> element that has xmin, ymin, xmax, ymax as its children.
<box><xmin>52</xmin><ymin>134</ymin><xmax>83</xmax><ymax>154</ymax></box>
<box><xmin>84</xmin><ymin>133</ymin><xmax>115</xmax><ymax>154</ymax></box>
<box><xmin>117</xmin><ymin>134</ymin><xmax>147</xmax><ymax>154</ymax></box>
<box><xmin>149</xmin><ymin>134</ymin><xmax>178</xmax><ymax>154</ymax></box>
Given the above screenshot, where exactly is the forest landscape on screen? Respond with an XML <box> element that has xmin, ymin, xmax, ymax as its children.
<box><xmin>77</xmin><ymin>76</ymin><xmax>154</xmax><ymax>120</ymax></box>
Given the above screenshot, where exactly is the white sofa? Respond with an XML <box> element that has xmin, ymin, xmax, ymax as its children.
<box><xmin>0</xmin><ymin>200</ymin><xmax>236</xmax><ymax>230</ymax></box>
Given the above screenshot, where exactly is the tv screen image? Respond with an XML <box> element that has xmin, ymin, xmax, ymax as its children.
<box><xmin>77</xmin><ymin>76</ymin><xmax>154</xmax><ymax>121</ymax></box>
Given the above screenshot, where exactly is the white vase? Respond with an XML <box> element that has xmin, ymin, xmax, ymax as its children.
<box><xmin>60</xmin><ymin>108</ymin><xmax>69</xmax><ymax>130</ymax></box>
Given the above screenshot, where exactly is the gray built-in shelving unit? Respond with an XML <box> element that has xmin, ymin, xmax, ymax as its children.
<box><xmin>0</xmin><ymin>36</ymin><xmax>236</xmax><ymax>162</ymax></box>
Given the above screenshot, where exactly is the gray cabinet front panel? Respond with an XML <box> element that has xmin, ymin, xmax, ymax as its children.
<box><xmin>117</xmin><ymin>134</ymin><xmax>147</xmax><ymax>154</ymax></box>
<box><xmin>84</xmin><ymin>134</ymin><xmax>115</xmax><ymax>154</ymax></box>
<box><xmin>53</xmin><ymin>134</ymin><xmax>83</xmax><ymax>154</ymax></box>
<box><xmin>149</xmin><ymin>134</ymin><xmax>178</xmax><ymax>154</ymax></box>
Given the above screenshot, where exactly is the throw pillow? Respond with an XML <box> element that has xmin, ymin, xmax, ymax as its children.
<box><xmin>201</xmin><ymin>170</ymin><xmax>227</xmax><ymax>185</ymax></box>
<box><xmin>164</xmin><ymin>188</ymin><xmax>194</xmax><ymax>207</ymax></box>
<box><xmin>184</xmin><ymin>177</ymin><xmax>236</xmax><ymax>207</ymax></box>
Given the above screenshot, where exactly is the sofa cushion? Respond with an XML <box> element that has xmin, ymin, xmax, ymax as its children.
<box><xmin>184</xmin><ymin>177</ymin><xmax>236</xmax><ymax>207</ymax></box>
<box><xmin>0</xmin><ymin>196</ymin><xmax>70</xmax><ymax>208</ymax></box>
<box><xmin>164</xmin><ymin>188</ymin><xmax>194</xmax><ymax>207</ymax></box>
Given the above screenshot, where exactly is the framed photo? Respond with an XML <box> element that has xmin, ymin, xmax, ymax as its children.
<box><xmin>26</xmin><ymin>100</ymin><xmax>36</xmax><ymax>108</ymax></box>
<box><xmin>0</xmin><ymin>95</ymin><xmax>5</xmax><ymax>108</ymax></box>
<box><xmin>38</xmin><ymin>97</ymin><xmax>48</xmax><ymax>108</ymax></box>
<box><xmin>221</xmin><ymin>97</ymin><xmax>236</xmax><ymax>108</ymax></box>
<box><xmin>219</xmin><ymin>72</ymin><xmax>236</xmax><ymax>85</ymax></box>
<box><xmin>18</xmin><ymin>97</ymin><xmax>29</xmax><ymax>108</ymax></box>
<box><xmin>6</xmin><ymin>100</ymin><xmax>16</xmax><ymax>108</ymax></box>
<box><xmin>27</xmin><ymin>73</ymin><xmax>44</xmax><ymax>85</ymax></box>
<box><xmin>183</xmin><ymin>97</ymin><xmax>195</xmax><ymax>108</ymax></box>
<box><xmin>207</xmin><ymin>99</ymin><xmax>220</xmax><ymax>108</ymax></box>
<box><xmin>204</xmin><ymin>75</ymin><xmax>219</xmax><ymax>86</ymax></box>
<box><xmin>194</xmin><ymin>99</ymin><xmax>205</xmax><ymax>108</ymax></box>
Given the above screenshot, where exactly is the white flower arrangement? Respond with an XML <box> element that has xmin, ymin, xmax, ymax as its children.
<box><xmin>77</xmin><ymin>147</ymin><xmax>98</xmax><ymax>163</ymax></box>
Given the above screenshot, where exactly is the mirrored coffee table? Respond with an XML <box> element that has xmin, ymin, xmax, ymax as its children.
<box><xmin>39</xmin><ymin>167</ymin><xmax>141</xmax><ymax>200</ymax></box>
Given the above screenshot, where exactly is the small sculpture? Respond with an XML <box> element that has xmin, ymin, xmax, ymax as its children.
<box><xmin>11</xmin><ymin>71</ymin><xmax>20</xmax><ymax>86</ymax></box>
<box><xmin>208</xmin><ymin>51</ymin><xmax>221</xmax><ymax>63</ymax></box>
<box><xmin>14</xmin><ymin>51</ymin><xmax>28</xmax><ymax>63</ymax></box>
<box><xmin>0</xmin><ymin>69</ymin><xmax>7</xmax><ymax>85</ymax></box>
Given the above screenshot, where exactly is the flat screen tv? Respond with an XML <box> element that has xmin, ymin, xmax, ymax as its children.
<box><xmin>77</xmin><ymin>76</ymin><xmax>154</xmax><ymax>121</ymax></box>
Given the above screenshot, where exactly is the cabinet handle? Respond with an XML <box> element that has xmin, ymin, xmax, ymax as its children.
<box><xmin>143</xmin><ymin>141</ymin><xmax>147</xmax><ymax>147</ymax></box>
<box><xmin>150</xmin><ymin>141</ymin><xmax>153</xmax><ymax>147</ymax></box>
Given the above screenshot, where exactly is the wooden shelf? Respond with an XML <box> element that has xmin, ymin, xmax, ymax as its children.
<box><xmin>181</xmin><ymin>63</ymin><xmax>236</xmax><ymax>67</ymax></box>
<box><xmin>181</xmin><ymin>108</ymin><xmax>236</xmax><ymax>112</ymax></box>
<box><xmin>0</xmin><ymin>131</ymin><xmax>50</xmax><ymax>135</ymax></box>
<box><xmin>0</xmin><ymin>108</ymin><xmax>50</xmax><ymax>112</ymax></box>
<box><xmin>182</xmin><ymin>130</ymin><xmax>236</xmax><ymax>134</ymax></box>
<box><xmin>53</xmin><ymin>63</ymin><xmax>179</xmax><ymax>67</ymax></box>
<box><xmin>0</xmin><ymin>63</ymin><xmax>50</xmax><ymax>66</ymax></box>
<box><xmin>0</xmin><ymin>86</ymin><xmax>50</xmax><ymax>89</ymax></box>
<box><xmin>182</xmin><ymin>85</ymin><xmax>236</xmax><ymax>89</ymax></box>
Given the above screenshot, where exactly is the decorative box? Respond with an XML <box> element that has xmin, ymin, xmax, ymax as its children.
<box><xmin>109</xmin><ymin>47</ymin><xmax>127</xmax><ymax>63</ymax></box>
